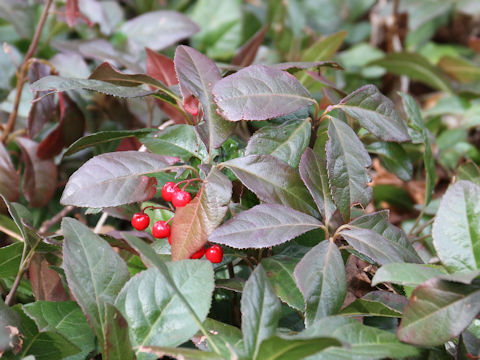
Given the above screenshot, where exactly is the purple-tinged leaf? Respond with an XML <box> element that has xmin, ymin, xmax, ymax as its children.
<box><xmin>299</xmin><ymin>148</ymin><xmax>336</xmax><ymax>224</ymax></box>
<box><xmin>294</xmin><ymin>240</ymin><xmax>346</xmax><ymax>326</ymax></box>
<box><xmin>31</xmin><ymin>75</ymin><xmax>154</xmax><ymax>98</ymax></box>
<box><xmin>61</xmin><ymin>151</ymin><xmax>165</xmax><ymax>207</ymax></box>
<box><xmin>16</xmin><ymin>137</ymin><xmax>57</xmax><ymax>207</ymax></box>
<box><xmin>326</xmin><ymin>117</ymin><xmax>372</xmax><ymax>221</ymax></box>
<box><xmin>28</xmin><ymin>255</ymin><xmax>69</xmax><ymax>301</ymax></box>
<box><xmin>433</xmin><ymin>180</ymin><xmax>480</xmax><ymax>273</ymax></box>
<box><xmin>62</xmin><ymin>218</ymin><xmax>130</xmax><ymax>355</ymax></box>
<box><xmin>174</xmin><ymin>46</ymin><xmax>234</xmax><ymax>149</ymax></box>
<box><xmin>272</xmin><ymin>61</ymin><xmax>343</xmax><ymax>72</ymax></box>
<box><xmin>232</xmin><ymin>26</ymin><xmax>267</xmax><ymax>67</ymax></box>
<box><xmin>171</xmin><ymin>167</ymin><xmax>232</xmax><ymax>260</ymax></box>
<box><xmin>223</xmin><ymin>155</ymin><xmax>318</xmax><ymax>217</ymax></box>
<box><xmin>340</xmin><ymin>227</ymin><xmax>420</xmax><ymax>265</ymax></box>
<box><xmin>246</xmin><ymin>119</ymin><xmax>311</xmax><ymax>167</ymax></box>
<box><xmin>120</xmin><ymin>11</ymin><xmax>199</xmax><ymax>51</ymax></box>
<box><xmin>209</xmin><ymin>204</ymin><xmax>322</xmax><ymax>249</ymax></box>
<box><xmin>335</xmin><ymin>85</ymin><xmax>411</xmax><ymax>142</ymax></box>
<box><xmin>0</xmin><ymin>142</ymin><xmax>19</xmax><ymax>203</ymax></box>
<box><xmin>213</xmin><ymin>65</ymin><xmax>315</xmax><ymax>121</ymax></box>
<box><xmin>27</xmin><ymin>61</ymin><xmax>57</xmax><ymax>138</ymax></box>
<box><xmin>340</xmin><ymin>291</ymin><xmax>407</xmax><ymax>317</ymax></box>
<box><xmin>398</xmin><ymin>278</ymin><xmax>480</xmax><ymax>346</ymax></box>
<box><xmin>241</xmin><ymin>265</ymin><xmax>281</xmax><ymax>359</ymax></box>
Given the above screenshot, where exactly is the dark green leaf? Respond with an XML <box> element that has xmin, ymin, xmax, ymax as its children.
<box><xmin>64</xmin><ymin>129</ymin><xmax>156</xmax><ymax>157</ymax></box>
<box><xmin>335</xmin><ymin>85</ymin><xmax>410</xmax><ymax>142</ymax></box>
<box><xmin>261</xmin><ymin>246</ymin><xmax>309</xmax><ymax>311</ymax></box>
<box><xmin>209</xmin><ymin>204</ymin><xmax>322</xmax><ymax>249</ymax></box>
<box><xmin>300</xmin><ymin>316</ymin><xmax>420</xmax><ymax>359</ymax></box>
<box><xmin>22</xmin><ymin>301</ymin><xmax>96</xmax><ymax>360</ymax></box>
<box><xmin>366</xmin><ymin>142</ymin><xmax>413</xmax><ymax>181</ymax></box>
<box><xmin>138</xmin><ymin>346</ymin><xmax>223</xmax><ymax>360</ymax></box>
<box><xmin>372</xmin><ymin>263</ymin><xmax>447</xmax><ymax>287</ymax></box>
<box><xmin>294</xmin><ymin>240</ymin><xmax>346</xmax><ymax>326</ymax></box>
<box><xmin>340</xmin><ymin>291</ymin><xmax>406</xmax><ymax>317</ymax></box>
<box><xmin>246</xmin><ymin>119</ymin><xmax>311</xmax><ymax>167</ymax></box>
<box><xmin>103</xmin><ymin>303</ymin><xmax>134</xmax><ymax>360</ymax></box>
<box><xmin>200</xmin><ymin>318</ymin><xmax>243</xmax><ymax>357</ymax></box>
<box><xmin>213</xmin><ymin>65</ymin><xmax>315</xmax><ymax>121</ymax></box>
<box><xmin>241</xmin><ymin>265</ymin><xmax>281</xmax><ymax>359</ymax></box>
<box><xmin>62</xmin><ymin>218</ymin><xmax>130</xmax><ymax>354</ymax></box>
<box><xmin>0</xmin><ymin>243</ymin><xmax>23</xmax><ymax>277</ymax></box>
<box><xmin>171</xmin><ymin>167</ymin><xmax>232</xmax><ymax>260</ymax></box>
<box><xmin>223</xmin><ymin>155</ymin><xmax>319</xmax><ymax>216</ymax></box>
<box><xmin>398</xmin><ymin>278</ymin><xmax>480</xmax><ymax>346</ymax></box>
<box><xmin>139</xmin><ymin>125</ymin><xmax>208</xmax><ymax>162</ymax></box>
<box><xmin>326</xmin><ymin>117</ymin><xmax>372</xmax><ymax>221</ymax></box>
<box><xmin>174</xmin><ymin>46</ymin><xmax>234</xmax><ymax>150</ymax></box>
<box><xmin>299</xmin><ymin>147</ymin><xmax>336</xmax><ymax>224</ymax></box>
<box><xmin>31</xmin><ymin>76</ymin><xmax>154</xmax><ymax>98</ymax></box>
<box><xmin>61</xmin><ymin>151</ymin><xmax>166</xmax><ymax>207</ymax></box>
<box><xmin>433</xmin><ymin>181</ymin><xmax>480</xmax><ymax>272</ymax></box>
<box><xmin>370</xmin><ymin>52</ymin><xmax>453</xmax><ymax>92</ymax></box>
<box><xmin>256</xmin><ymin>335</ymin><xmax>341</xmax><ymax>360</ymax></box>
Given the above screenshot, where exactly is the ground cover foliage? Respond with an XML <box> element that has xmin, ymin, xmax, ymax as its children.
<box><xmin>1</xmin><ymin>0</ymin><xmax>480</xmax><ymax>359</ymax></box>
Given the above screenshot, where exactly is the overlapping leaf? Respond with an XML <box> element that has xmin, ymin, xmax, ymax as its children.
<box><xmin>61</xmin><ymin>151</ymin><xmax>166</xmax><ymax>207</ymax></box>
<box><xmin>213</xmin><ymin>65</ymin><xmax>315</xmax><ymax>121</ymax></box>
<box><xmin>0</xmin><ymin>141</ymin><xmax>19</xmax><ymax>203</ymax></box>
<box><xmin>372</xmin><ymin>263</ymin><xmax>447</xmax><ymax>287</ymax></box>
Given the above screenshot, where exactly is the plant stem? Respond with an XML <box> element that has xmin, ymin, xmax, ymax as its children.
<box><xmin>1</xmin><ymin>0</ymin><xmax>54</xmax><ymax>143</ymax></box>
<box><xmin>39</xmin><ymin>205</ymin><xmax>74</xmax><ymax>234</ymax></box>
<box><xmin>408</xmin><ymin>207</ymin><xmax>426</xmax><ymax>238</ymax></box>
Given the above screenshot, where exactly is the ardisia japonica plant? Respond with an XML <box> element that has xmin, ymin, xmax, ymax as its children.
<box><xmin>1</xmin><ymin>4</ymin><xmax>480</xmax><ymax>359</ymax></box>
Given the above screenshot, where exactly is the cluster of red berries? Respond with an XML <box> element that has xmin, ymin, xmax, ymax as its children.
<box><xmin>130</xmin><ymin>181</ymin><xmax>223</xmax><ymax>263</ymax></box>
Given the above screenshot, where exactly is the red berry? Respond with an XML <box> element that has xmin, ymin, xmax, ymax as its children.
<box><xmin>190</xmin><ymin>246</ymin><xmax>206</xmax><ymax>259</ymax></box>
<box><xmin>205</xmin><ymin>245</ymin><xmax>223</xmax><ymax>263</ymax></box>
<box><xmin>168</xmin><ymin>234</ymin><xmax>172</xmax><ymax>245</ymax></box>
<box><xmin>152</xmin><ymin>221</ymin><xmax>171</xmax><ymax>238</ymax></box>
<box><xmin>172</xmin><ymin>190</ymin><xmax>191</xmax><ymax>207</ymax></box>
<box><xmin>161</xmin><ymin>182</ymin><xmax>177</xmax><ymax>202</ymax></box>
<box><xmin>131</xmin><ymin>213</ymin><xmax>150</xmax><ymax>231</ymax></box>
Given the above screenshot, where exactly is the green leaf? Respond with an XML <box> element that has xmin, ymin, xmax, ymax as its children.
<box><xmin>200</xmin><ymin>318</ymin><xmax>243</xmax><ymax>357</ymax></box>
<box><xmin>62</xmin><ymin>218</ymin><xmax>130</xmax><ymax>355</ymax></box>
<box><xmin>171</xmin><ymin>167</ymin><xmax>232</xmax><ymax>260</ymax></box>
<box><xmin>255</xmin><ymin>335</ymin><xmax>341</xmax><ymax>360</ymax></box>
<box><xmin>261</xmin><ymin>246</ymin><xmax>309</xmax><ymax>311</ymax></box>
<box><xmin>438</xmin><ymin>56</ymin><xmax>480</xmax><ymax>83</ymax></box>
<box><xmin>246</xmin><ymin>119</ymin><xmax>311</xmax><ymax>167</ymax></box>
<box><xmin>213</xmin><ymin>65</ymin><xmax>315</xmax><ymax>121</ymax></box>
<box><xmin>1</xmin><ymin>196</ymin><xmax>41</xmax><ymax>248</ymax></box>
<box><xmin>457</xmin><ymin>162</ymin><xmax>480</xmax><ymax>185</ymax></box>
<box><xmin>209</xmin><ymin>204</ymin><xmax>323</xmax><ymax>249</ymax></box>
<box><xmin>241</xmin><ymin>265</ymin><xmax>281</xmax><ymax>359</ymax></box>
<box><xmin>30</xmin><ymin>76</ymin><xmax>154</xmax><ymax>98</ymax></box>
<box><xmin>0</xmin><ymin>243</ymin><xmax>23</xmax><ymax>277</ymax></box>
<box><xmin>116</xmin><ymin>261</ymin><xmax>214</xmax><ymax>359</ymax></box>
<box><xmin>335</xmin><ymin>85</ymin><xmax>411</xmax><ymax>142</ymax></box>
<box><xmin>366</xmin><ymin>142</ymin><xmax>413</xmax><ymax>181</ymax></box>
<box><xmin>294</xmin><ymin>240</ymin><xmax>346</xmax><ymax>326</ymax></box>
<box><xmin>22</xmin><ymin>301</ymin><xmax>96</xmax><ymax>360</ymax></box>
<box><xmin>139</xmin><ymin>125</ymin><xmax>208</xmax><ymax>162</ymax></box>
<box><xmin>223</xmin><ymin>155</ymin><xmax>319</xmax><ymax>217</ymax></box>
<box><xmin>340</xmin><ymin>291</ymin><xmax>406</xmax><ymax>317</ymax></box>
<box><xmin>372</xmin><ymin>263</ymin><xmax>447</xmax><ymax>287</ymax></box>
<box><xmin>138</xmin><ymin>346</ymin><xmax>223</xmax><ymax>360</ymax></box>
<box><xmin>120</xmin><ymin>11</ymin><xmax>199</xmax><ymax>51</ymax></box>
<box><xmin>64</xmin><ymin>129</ymin><xmax>156</xmax><ymax>157</ymax></box>
<box><xmin>398</xmin><ymin>278</ymin><xmax>480</xmax><ymax>346</ymax></box>
<box><xmin>300</xmin><ymin>316</ymin><xmax>420</xmax><ymax>359</ymax></box>
<box><xmin>103</xmin><ymin>303</ymin><xmax>134</xmax><ymax>360</ymax></box>
<box><xmin>433</xmin><ymin>180</ymin><xmax>480</xmax><ymax>272</ymax></box>
<box><xmin>399</xmin><ymin>92</ymin><xmax>435</xmax><ymax>205</ymax></box>
<box><xmin>326</xmin><ymin>117</ymin><xmax>372</xmax><ymax>221</ymax></box>
<box><xmin>174</xmin><ymin>46</ymin><xmax>234</xmax><ymax>150</ymax></box>
<box><xmin>299</xmin><ymin>148</ymin><xmax>336</xmax><ymax>224</ymax></box>
<box><xmin>370</xmin><ymin>52</ymin><xmax>453</xmax><ymax>92</ymax></box>
<box><xmin>61</xmin><ymin>151</ymin><xmax>166</xmax><ymax>207</ymax></box>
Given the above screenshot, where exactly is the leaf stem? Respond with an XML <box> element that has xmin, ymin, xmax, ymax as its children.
<box><xmin>0</xmin><ymin>0</ymin><xmax>53</xmax><ymax>143</ymax></box>
<box><xmin>407</xmin><ymin>207</ymin><xmax>426</xmax><ymax>238</ymax></box>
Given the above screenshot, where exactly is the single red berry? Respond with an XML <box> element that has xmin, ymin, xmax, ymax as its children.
<box><xmin>152</xmin><ymin>221</ymin><xmax>171</xmax><ymax>238</ymax></box>
<box><xmin>205</xmin><ymin>245</ymin><xmax>223</xmax><ymax>263</ymax></box>
<box><xmin>190</xmin><ymin>246</ymin><xmax>206</xmax><ymax>259</ymax></box>
<box><xmin>172</xmin><ymin>190</ymin><xmax>191</xmax><ymax>207</ymax></box>
<box><xmin>161</xmin><ymin>182</ymin><xmax>177</xmax><ymax>202</ymax></box>
<box><xmin>131</xmin><ymin>213</ymin><xmax>150</xmax><ymax>231</ymax></box>
<box><xmin>168</xmin><ymin>234</ymin><xmax>172</xmax><ymax>245</ymax></box>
